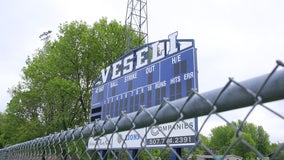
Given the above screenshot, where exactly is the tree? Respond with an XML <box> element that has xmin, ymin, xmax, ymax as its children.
<box><xmin>209</xmin><ymin>124</ymin><xmax>235</xmax><ymax>154</ymax></box>
<box><xmin>185</xmin><ymin>134</ymin><xmax>211</xmax><ymax>160</ymax></box>
<box><xmin>4</xmin><ymin>18</ymin><xmax>142</xmax><ymax>145</ymax></box>
<box><xmin>0</xmin><ymin>113</ymin><xmax>5</xmax><ymax>148</ymax></box>
<box><xmin>233</xmin><ymin>120</ymin><xmax>270</xmax><ymax>155</ymax></box>
<box><xmin>230</xmin><ymin>132</ymin><xmax>256</xmax><ymax>159</ymax></box>
<box><xmin>3</xmin><ymin>84</ymin><xmax>46</xmax><ymax>145</ymax></box>
<box><xmin>208</xmin><ymin>120</ymin><xmax>271</xmax><ymax>158</ymax></box>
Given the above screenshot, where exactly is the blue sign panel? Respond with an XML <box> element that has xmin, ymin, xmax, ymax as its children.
<box><xmin>90</xmin><ymin>35</ymin><xmax>198</xmax><ymax>122</ymax></box>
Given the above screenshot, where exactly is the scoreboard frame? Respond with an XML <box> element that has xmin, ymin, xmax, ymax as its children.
<box><xmin>90</xmin><ymin>32</ymin><xmax>198</xmax><ymax>122</ymax></box>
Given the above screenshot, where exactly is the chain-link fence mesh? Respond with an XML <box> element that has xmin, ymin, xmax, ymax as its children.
<box><xmin>0</xmin><ymin>60</ymin><xmax>283</xmax><ymax>160</ymax></box>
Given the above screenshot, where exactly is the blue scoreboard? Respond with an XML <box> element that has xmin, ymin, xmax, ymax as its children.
<box><xmin>90</xmin><ymin>33</ymin><xmax>198</xmax><ymax>122</ymax></box>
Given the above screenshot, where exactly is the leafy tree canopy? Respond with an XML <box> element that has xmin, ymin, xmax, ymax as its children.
<box><xmin>207</xmin><ymin>120</ymin><xmax>271</xmax><ymax>159</ymax></box>
<box><xmin>1</xmin><ymin>18</ymin><xmax>141</xmax><ymax>146</ymax></box>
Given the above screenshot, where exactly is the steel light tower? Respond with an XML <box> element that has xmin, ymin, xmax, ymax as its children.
<box><xmin>125</xmin><ymin>0</ymin><xmax>148</xmax><ymax>52</ymax></box>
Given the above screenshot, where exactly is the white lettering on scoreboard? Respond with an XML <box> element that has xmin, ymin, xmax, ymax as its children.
<box><xmin>101</xmin><ymin>32</ymin><xmax>178</xmax><ymax>83</ymax></box>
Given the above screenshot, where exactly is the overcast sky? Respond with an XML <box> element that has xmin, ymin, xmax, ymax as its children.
<box><xmin>0</xmin><ymin>0</ymin><xmax>283</xmax><ymax>142</ymax></box>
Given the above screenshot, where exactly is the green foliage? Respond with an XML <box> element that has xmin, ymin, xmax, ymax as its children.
<box><xmin>139</xmin><ymin>148</ymin><xmax>170</xmax><ymax>159</ymax></box>
<box><xmin>269</xmin><ymin>143</ymin><xmax>284</xmax><ymax>160</ymax></box>
<box><xmin>207</xmin><ymin>120</ymin><xmax>271</xmax><ymax>158</ymax></box>
<box><xmin>209</xmin><ymin>124</ymin><xmax>235</xmax><ymax>154</ymax></box>
<box><xmin>1</xmin><ymin>18</ymin><xmax>141</xmax><ymax>146</ymax></box>
<box><xmin>230</xmin><ymin>132</ymin><xmax>256</xmax><ymax>159</ymax></box>
<box><xmin>273</xmin><ymin>149</ymin><xmax>284</xmax><ymax>160</ymax></box>
<box><xmin>0</xmin><ymin>113</ymin><xmax>5</xmax><ymax>148</ymax></box>
<box><xmin>233</xmin><ymin>120</ymin><xmax>270</xmax><ymax>155</ymax></box>
<box><xmin>185</xmin><ymin>134</ymin><xmax>211</xmax><ymax>159</ymax></box>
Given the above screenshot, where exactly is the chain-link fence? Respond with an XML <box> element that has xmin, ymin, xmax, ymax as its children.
<box><xmin>0</xmin><ymin>60</ymin><xmax>283</xmax><ymax>160</ymax></box>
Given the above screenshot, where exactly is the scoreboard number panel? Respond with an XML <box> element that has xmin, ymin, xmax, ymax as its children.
<box><xmin>91</xmin><ymin>33</ymin><xmax>198</xmax><ymax>122</ymax></box>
